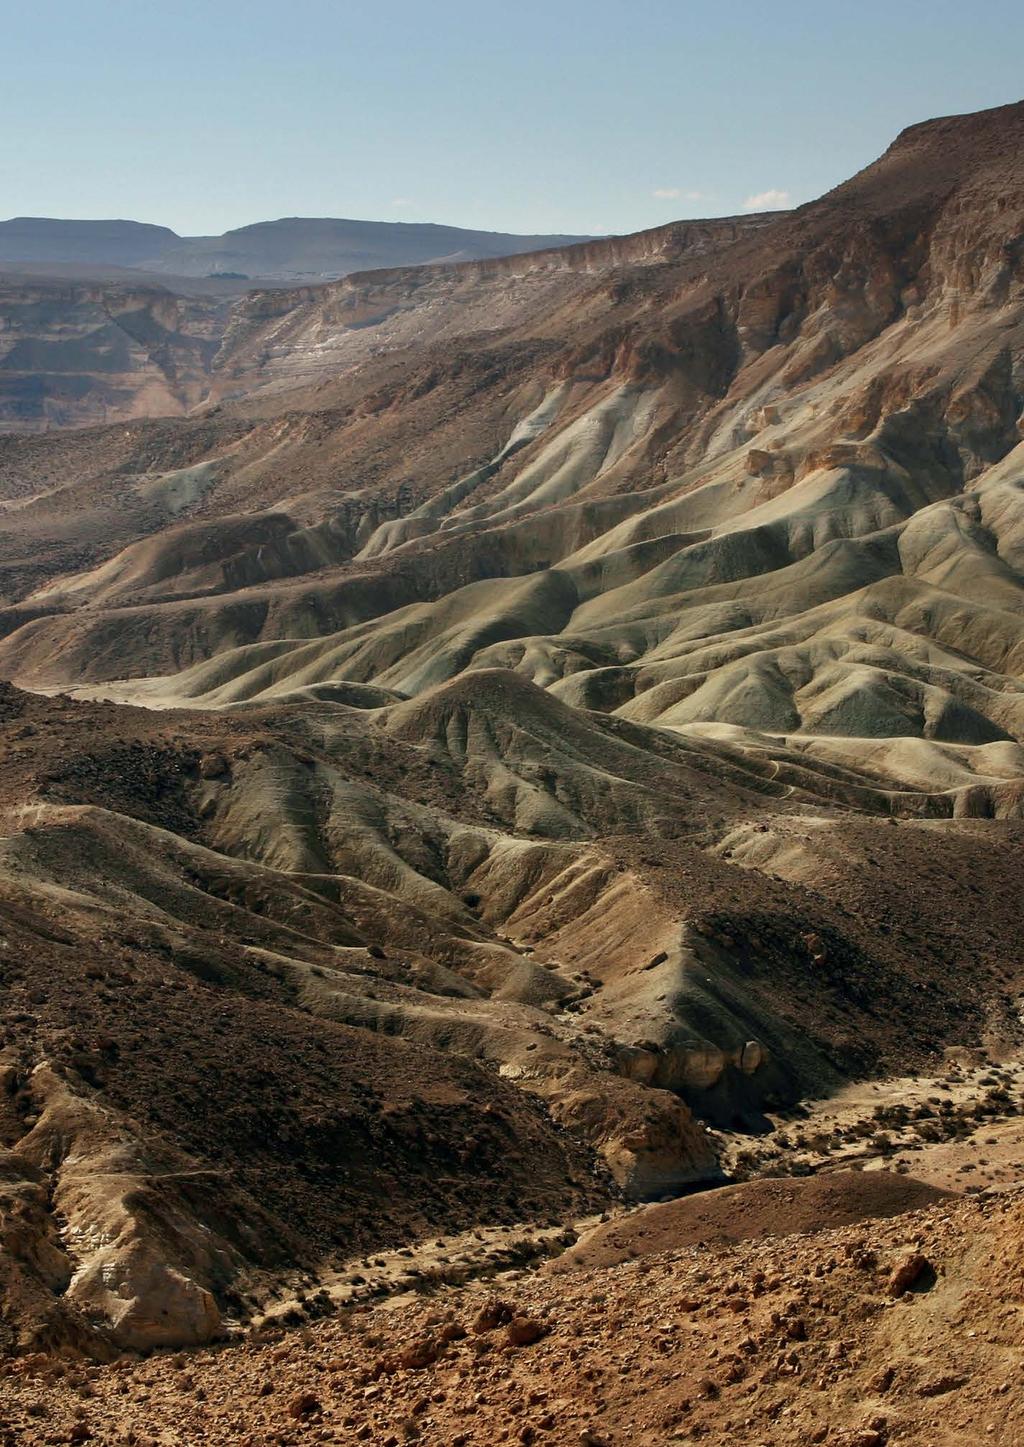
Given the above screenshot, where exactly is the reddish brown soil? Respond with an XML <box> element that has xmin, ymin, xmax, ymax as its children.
<box><xmin>546</xmin><ymin>1172</ymin><xmax>952</xmax><ymax>1273</ymax></box>
<box><xmin>1</xmin><ymin>1186</ymin><xmax>1020</xmax><ymax>1445</ymax></box>
<box><xmin>0</xmin><ymin>99</ymin><xmax>1020</xmax><ymax>1421</ymax></box>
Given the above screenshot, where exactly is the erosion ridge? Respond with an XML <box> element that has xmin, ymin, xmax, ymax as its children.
<box><xmin>0</xmin><ymin>99</ymin><xmax>1022</xmax><ymax>1375</ymax></box>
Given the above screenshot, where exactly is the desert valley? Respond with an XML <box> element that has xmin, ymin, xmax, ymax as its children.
<box><xmin>0</xmin><ymin>82</ymin><xmax>1022</xmax><ymax>1446</ymax></box>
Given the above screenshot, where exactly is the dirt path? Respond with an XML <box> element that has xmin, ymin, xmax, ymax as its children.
<box><xmin>248</xmin><ymin>1214</ymin><xmax>605</xmax><ymax>1330</ymax></box>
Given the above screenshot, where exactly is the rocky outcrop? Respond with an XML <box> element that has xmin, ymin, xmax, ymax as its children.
<box><xmin>551</xmin><ymin>1077</ymin><xmax>719</xmax><ymax>1199</ymax></box>
<box><xmin>12</xmin><ymin>1063</ymin><xmax>229</xmax><ymax>1352</ymax></box>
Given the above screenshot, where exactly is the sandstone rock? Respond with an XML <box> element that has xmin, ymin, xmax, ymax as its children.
<box><xmin>887</xmin><ymin>1252</ymin><xmax>932</xmax><ymax>1296</ymax></box>
<box><xmin>869</xmin><ymin>1364</ymin><xmax>895</xmax><ymax>1392</ymax></box>
<box><xmin>506</xmin><ymin>1316</ymin><xmax>546</xmax><ymax>1347</ymax></box>
<box><xmin>472</xmin><ymin>1299</ymin><xmax>513</xmax><ymax>1334</ymax></box>
<box><xmin>918</xmin><ymin>1372</ymin><xmax>967</xmax><ymax>1397</ymax></box>
<box><xmin>16</xmin><ymin>1066</ymin><xmax>225</xmax><ymax>1352</ymax></box>
<box><xmin>738</xmin><ymin>1039</ymin><xmax>765</xmax><ymax>1074</ymax></box>
<box><xmin>399</xmin><ymin>1335</ymin><xmax>444</xmax><ymax>1369</ymax></box>
<box><xmin>69</xmin><ymin>1240</ymin><xmax>222</xmax><ymax>1352</ymax></box>
<box><xmin>286</xmin><ymin>1392</ymin><xmax>320</xmax><ymax>1419</ymax></box>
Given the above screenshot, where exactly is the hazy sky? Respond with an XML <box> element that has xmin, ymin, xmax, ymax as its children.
<box><xmin>4</xmin><ymin>0</ymin><xmax>1023</xmax><ymax>237</ymax></box>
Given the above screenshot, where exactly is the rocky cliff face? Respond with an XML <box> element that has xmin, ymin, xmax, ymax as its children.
<box><xmin>0</xmin><ymin>276</ymin><xmax>231</xmax><ymax>431</ymax></box>
<box><xmin>208</xmin><ymin>214</ymin><xmax>776</xmax><ymax>402</ymax></box>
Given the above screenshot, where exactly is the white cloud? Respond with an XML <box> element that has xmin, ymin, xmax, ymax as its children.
<box><xmin>742</xmin><ymin>188</ymin><xmax>791</xmax><ymax>212</ymax></box>
<box><xmin>652</xmin><ymin>187</ymin><xmax>704</xmax><ymax>202</ymax></box>
<box><xmin>391</xmin><ymin>196</ymin><xmax>413</xmax><ymax>209</ymax></box>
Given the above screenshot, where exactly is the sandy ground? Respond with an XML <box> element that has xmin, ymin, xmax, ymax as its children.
<box><xmin>715</xmin><ymin>1049</ymin><xmax>1024</xmax><ymax>1193</ymax></box>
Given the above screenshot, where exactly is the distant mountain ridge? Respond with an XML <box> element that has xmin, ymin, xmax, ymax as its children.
<box><xmin>0</xmin><ymin>218</ymin><xmax>179</xmax><ymax>267</ymax></box>
<box><xmin>0</xmin><ymin>214</ymin><xmax>596</xmax><ymax>281</ymax></box>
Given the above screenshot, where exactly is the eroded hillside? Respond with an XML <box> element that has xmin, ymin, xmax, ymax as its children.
<box><xmin>0</xmin><ymin>101</ymin><xmax>1022</xmax><ymax>1360</ymax></box>
<box><xmin>1</xmin><ymin>105</ymin><xmax>1021</xmax><ymax>810</ymax></box>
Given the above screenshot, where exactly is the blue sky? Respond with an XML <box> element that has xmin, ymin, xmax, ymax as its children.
<box><xmin>3</xmin><ymin>0</ymin><xmax>1023</xmax><ymax>237</ymax></box>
